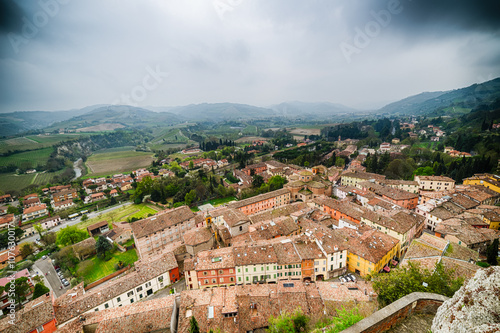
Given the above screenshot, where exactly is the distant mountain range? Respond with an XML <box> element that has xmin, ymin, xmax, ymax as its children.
<box><xmin>1</xmin><ymin>78</ymin><xmax>499</xmax><ymax>136</ymax></box>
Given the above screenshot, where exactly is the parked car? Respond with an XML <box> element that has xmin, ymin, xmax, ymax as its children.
<box><xmin>55</xmin><ymin>268</ymin><xmax>61</xmax><ymax>273</ymax></box>
<box><xmin>348</xmin><ymin>273</ymin><xmax>357</xmax><ymax>282</ymax></box>
<box><xmin>41</xmin><ymin>255</ymin><xmax>47</xmax><ymax>260</ymax></box>
<box><xmin>339</xmin><ymin>276</ymin><xmax>346</xmax><ymax>283</ymax></box>
<box><xmin>63</xmin><ymin>280</ymin><xmax>70</xmax><ymax>287</ymax></box>
<box><xmin>344</xmin><ymin>275</ymin><xmax>352</xmax><ymax>282</ymax></box>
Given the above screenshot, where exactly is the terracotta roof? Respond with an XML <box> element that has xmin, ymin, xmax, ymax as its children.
<box><xmin>416</xmin><ymin>175</ymin><xmax>455</xmax><ymax>182</ymax></box>
<box><xmin>227</xmin><ymin>188</ymin><xmax>290</xmax><ymax>209</ymax></box>
<box><xmin>192</xmin><ymin>247</ymin><xmax>235</xmax><ymax>271</ymax></box>
<box><xmin>210</xmin><ymin>207</ymin><xmax>250</xmax><ymax>227</ymax></box>
<box><xmin>233</xmin><ymin>244</ymin><xmax>277</xmax><ymax>266</ymax></box>
<box><xmin>183</xmin><ymin>227</ymin><xmax>213</xmax><ymax>246</ymax></box>
<box><xmin>336</xmin><ymin>226</ymin><xmax>399</xmax><ymax>264</ymax></box>
<box><xmin>341</xmin><ymin>171</ymin><xmax>386</xmax><ymax>181</ymax></box>
<box><xmin>359</xmin><ymin>181</ymin><xmax>418</xmax><ymax>201</ymax></box>
<box><xmin>54</xmin><ymin>251</ymin><xmax>178</xmax><ymax>324</ymax></box>
<box><xmin>0</xmin><ymin>293</ymin><xmax>55</xmax><ymax>333</ymax></box>
<box><xmin>249</xmin><ymin>202</ymin><xmax>308</xmax><ymax>224</ymax></box>
<box><xmin>0</xmin><ymin>214</ymin><xmax>14</xmax><ymax>226</ymax></box>
<box><xmin>54</xmin><ymin>199</ymin><xmax>74</xmax><ymax>207</ymax></box>
<box><xmin>177</xmin><ymin>282</ymin><xmax>324</xmax><ymax>333</ymax></box>
<box><xmin>57</xmin><ymin>295</ymin><xmax>176</xmax><ymax>333</ymax></box>
<box><xmin>131</xmin><ymin>206</ymin><xmax>195</xmax><ymax>239</ymax></box>
<box><xmin>87</xmin><ymin>220</ymin><xmax>108</xmax><ymax>231</ymax></box>
<box><xmin>23</xmin><ymin>203</ymin><xmax>47</xmax><ymax>215</ymax></box>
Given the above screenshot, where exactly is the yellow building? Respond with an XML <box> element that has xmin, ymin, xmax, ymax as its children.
<box><xmin>483</xmin><ymin>211</ymin><xmax>500</xmax><ymax>230</ymax></box>
<box><xmin>339</xmin><ymin>226</ymin><xmax>400</xmax><ymax>277</ymax></box>
<box><xmin>463</xmin><ymin>174</ymin><xmax>500</xmax><ymax>194</ymax></box>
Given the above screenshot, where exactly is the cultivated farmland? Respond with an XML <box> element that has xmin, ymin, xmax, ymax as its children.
<box><xmin>85</xmin><ymin>149</ymin><xmax>155</xmax><ymax>177</ymax></box>
<box><xmin>0</xmin><ymin>147</ymin><xmax>53</xmax><ymax>168</ymax></box>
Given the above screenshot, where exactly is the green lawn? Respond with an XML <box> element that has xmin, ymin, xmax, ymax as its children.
<box><xmin>81</xmin><ymin>249</ymin><xmax>138</xmax><ymax>285</ymax></box>
<box><xmin>205</xmin><ymin>196</ymin><xmax>237</xmax><ymax>207</ymax></box>
<box><xmin>76</xmin><ymin>203</ymin><xmax>162</xmax><ymax>230</ymax></box>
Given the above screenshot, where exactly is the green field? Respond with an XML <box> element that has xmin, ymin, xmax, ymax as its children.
<box><xmin>85</xmin><ymin>149</ymin><xmax>155</xmax><ymax>177</ymax></box>
<box><xmin>0</xmin><ymin>169</ymin><xmax>66</xmax><ymax>193</ymax></box>
<box><xmin>76</xmin><ymin>203</ymin><xmax>162</xmax><ymax>230</ymax></box>
<box><xmin>0</xmin><ymin>147</ymin><xmax>53</xmax><ymax>168</ymax></box>
<box><xmin>80</xmin><ymin>249</ymin><xmax>138</xmax><ymax>285</ymax></box>
<box><xmin>0</xmin><ymin>134</ymin><xmax>88</xmax><ymax>153</ymax></box>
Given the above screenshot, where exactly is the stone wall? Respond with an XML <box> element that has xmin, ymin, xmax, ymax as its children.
<box><xmin>341</xmin><ymin>292</ymin><xmax>448</xmax><ymax>333</ymax></box>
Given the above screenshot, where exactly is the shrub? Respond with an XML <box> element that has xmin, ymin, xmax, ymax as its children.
<box><xmin>477</xmin><ymin>261</ymin><xmax>490</xmax><ymax>268</ymax></box>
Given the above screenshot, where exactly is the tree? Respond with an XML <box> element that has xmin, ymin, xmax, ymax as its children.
<box><xmin>268</xmin><ymin>175</ymin><xmax>287</xmax><ymax>191</ymax></box>
<box><xmin>32</xmin><ymin>282</ymin><xmax>50</xmax><ymax>300</ymax></box>
<box><xmin>95</xmin><ymin>236</ymin><xmax>112</xmax><ymax>258</ymax></box>
<box><xmin>189</xmin><ymin>316</ymin><xmax>200</xmax><ymax>333</ymax></box>
<box><xmin>486</xmin><ymin>238</ymin><xmax>499</xmax><ymax>265</ymax></box>
<box><xmin>252</xmin><ymin>174</ymin><xmax>264</xmax><ymax>188</ymax></box>
<box><xmin>41</xmin><ymin>231</ymin><xmax>57</xmax><ymax>245</ymax></box>
<box><xmin>5</xmin><ymin>277</ymin><xmax>31</xmax><ymax>305</ymax></box>
<box><xmin>19</xmin><ymin>243</ymin><xmax>34</xmax><ymax>258</ymax></box>
<box><xmin>189</xmin><ymin>161</ymin><xmax>194</xmax><ymax>170</ymax></box>
<box><xmin>57</xmin><ymin>226</ymin><xmax>88</xmax><ymax>246</ymax></box>
<box><xmin>372</xmin><ymin>261</ymin><xmax>463</xmax><ymax>307</ymax></box>
<box><xmin>267</xmin><ymin>308</ymin><xmax>309</xmax><ymax>333</ymax></box>
<box><xmin>33</xmin><ymin>223</ymin><xmax>44</xmax><ymax>237</ymax></box>
<box><xmin>81</xmin><ymin>214</ymin><xmax>88</xmax><ymax>222</ymax></box>
<box><xmin>184</xmin><ymin>190</ymin><xmax>197</xmax><ymax>206</ymax></box>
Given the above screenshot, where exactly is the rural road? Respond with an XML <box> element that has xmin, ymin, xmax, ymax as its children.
<box><xmin>19</xmin><ymin>202</ymin><xmax>132</xmax><ymax>246</ymax></box>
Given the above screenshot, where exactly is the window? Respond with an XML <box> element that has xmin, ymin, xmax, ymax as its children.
<box><xmin>104</xmin><ymin>303</ymin><xmax>109</xmax><ymax>309</ymax></box>
<box><xmin>130</xmin><ymin>299</ymin><xmax>134</xmax><ymax>303</ymax></box>
<box><xmin>220</xmin><ymin>278</ymin><xmax>224</xmax><ymax>283</ymax></box>
<box><xmin>339</xmin><ymin>262</ymin><xmax>342</xmax><ymax>268</ymax></box>
<box><xmin>117</xmin><ymin>297</ymin><xmax>121</xmax><ymax>302</ymax></box>
<box><xmin>211</xmin><ymin>270</ymin><xmax>216</xmax><ymax>275</ymax></box>
<box><xmin>127</xmin><ymin>291</ymin><xmax>134</xmax><ymax>297</ymax></box>
<box><xmin>37</xmin><ymin>326</ymin><xmax>44</xmax><ymax>332</ymax></box>
<box><xmin>238</xmin><ymin>277</ymin><xmax>241</xmax><ymax>281</ymax></box>
<box><xmin>229</xmin><ymin>269</ymin><xmax>234</xmax><ymax>273</ymax></box>
<box><xmin>239</xmin><ymin>226</ymin><xmax>243</xmax><ymax>231</ymax></box>
<box><xmin>203</xmin><ymin>271</ymin><xmax>208</xmax><ymax>276</ymax></box>
<box><xmin>158</xmin><ymin>276</ymin><xmax>164</xmax><ymax>282</ymax></box>
<box><xmin>254</xmin><ymin>267</ymin><xmax>256</xmax><ymax>272</ymax></box>
<box><xmin>94</xmin><ymin>309</ymin><xmax>99</xmax><ymax>312</ymax></box>
<box><xmin>204</xmin><ymin>279</ymin><xmax>208</xmax><ymax>284</ymax></box>
<box><xmin>261</xmin><ymin>267</ymin><xmax>264</xmax><ymax>271</ymax></box>
<box><xmin>212</xmin><ymin>279</ymin><xmax>216</xmax><ymax>283</ymax></box>
<box><xmin>357</xmin><ymin>262</ymin><xmax>360</xmax><ymax>267</ymax></box>
<box><xmin>246</xmin><ymin>276</ymin><xmax>249</xmax><ymax>281</ymax></box>
<box><xmin>230</xmin><ymin>277</ymin><xmax>234</xmax><ymax>282</ymax></box>
<box><xmin>219</xmin><ymin>270</ymin><xmax>223</xmax><ymax>274</ymax></box>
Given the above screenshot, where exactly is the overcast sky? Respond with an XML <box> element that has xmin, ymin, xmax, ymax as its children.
<box><xmin>1</xmin><ymin>0</ymin><xmax>499</xmax><ymax>112</ymax></box>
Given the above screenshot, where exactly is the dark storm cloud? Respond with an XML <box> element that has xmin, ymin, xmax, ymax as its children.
<box><xmin>0</xmin><ymin>0</ymin><xmax>499</xmax><ymax>112</ymax></box>
<box><xmin>0</xmin><ymin>0</ymin><xmax>24</xmax><ymax>33</ymax></box>
<box><xmin>340</xmin><ymin>0</ymin><xmax>500</xmax><ymax>35</ymax></box>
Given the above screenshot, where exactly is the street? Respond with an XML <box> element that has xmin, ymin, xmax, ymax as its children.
<box><xmin>20</xmin><ymin>202</ymin><xmax>132</xmax><ymax>245</ymax></box>
<box><xmin>33</xmin><ymin>257</ymin><xmax>68</xmax><ymax>298</ymax></box>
